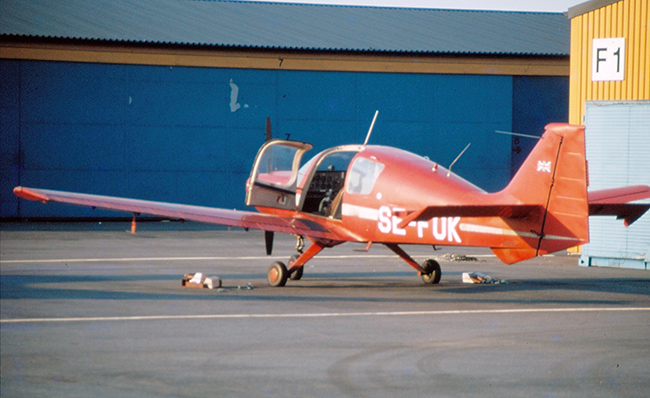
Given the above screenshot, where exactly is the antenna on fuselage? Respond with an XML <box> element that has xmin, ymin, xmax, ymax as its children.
<box><xmin>363</xmin><ymin>110</ymin><xmax>379</xmax><ymax>146</ymax></box>
<box><xmin>495</xmin><ymin>130</ymin><xmax>541</xmax><ymax>139</ymax></box>
<box><xmin>447</xmin><ymin>143</ymin><xmax>471</xmax><ymax>177</ymax></box>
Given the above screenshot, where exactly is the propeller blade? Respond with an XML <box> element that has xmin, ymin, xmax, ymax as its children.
<box><xmin>264</xmin><ymin>230</ymin><xmax>274</xmax><ymax>255</ymax></box>
<box><xmin>265</xmin><ymin>117</ymin><xmax>272</xmax><ymax>142</ymax></box>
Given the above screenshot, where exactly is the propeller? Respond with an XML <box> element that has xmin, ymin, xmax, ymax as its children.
<box><xmin>264</xmin><ymin>118</ymin><xmax>275</xmax><ymax>255</ymax></box>
<box><xmin>265</xmin><ymin>230</ymin><xmax>274</xmax><ymax>255</ymax></box>
<box><xmin>265</xmin><ymin>117</ymin><xmax>272</xmax><ymax>142</ymax></box>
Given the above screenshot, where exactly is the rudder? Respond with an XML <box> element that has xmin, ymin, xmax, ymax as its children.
<box><xmin>494</xmin><ymin>123</ymin><xmax>589</xmax><ymax>262</ymax></box>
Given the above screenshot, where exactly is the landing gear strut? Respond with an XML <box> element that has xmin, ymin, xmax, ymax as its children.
<box><xmin>289</xmin><ymin>236</ymin><xmax>305</xmax><ymax>280</ymax></box>
<box><xmin>295</xmin><ymin>235</ymin><xmax>305</xmax><ymax>253</ymax></box>
<box><xmin>288</xmin><ymin>254</ymin><xmax>303</xmax><ymax>280</ymax></box>
<box><xmin>384</xmin><ymin>243</ymin><xmax>442</xmax><ymax>285</ymax></box>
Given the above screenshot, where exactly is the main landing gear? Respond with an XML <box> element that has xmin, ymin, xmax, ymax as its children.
<box><xmin>267</xmin><ymin>236</ymin><xmax>327</xmax><ymax>287</ymax></box>
<box><xmin>266</xmin><ymin>254</ymin><xmax>305</xmax><ymax>288</ymax></box>
<box><xmin>420</xmin><ymin>258</ymin><xmax>441</xmax><ymax>284</ymax></box>
<box><xmin>267</xmin><ymin>261</ymin><xmax>289</xmax><ymax>287</ymax></box>
<box><xmin>266</xmin><ymin>239</ymin><xmax>442</xmax><ymax>287</ymax></box>
<box><xmin>384</xmin><ymin>243</ymin><xmax>442</xmax><ymax>285</ymax></box>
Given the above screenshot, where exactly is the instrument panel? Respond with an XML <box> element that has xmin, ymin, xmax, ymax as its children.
<box><xmin>308</xmin><ymin>171</ymin><xmax>345</xmax><ymax>194</ymax></box>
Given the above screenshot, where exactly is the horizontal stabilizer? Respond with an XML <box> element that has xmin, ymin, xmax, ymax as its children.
<box><xmin>398</xmin><ymin>204</ymin><xmax>539</xmax><ymax>229</ymax></box>
<box><xmin>588</xmin><ymin>185</ymin><xmax>650</xmax><ymax>226</ymax></box>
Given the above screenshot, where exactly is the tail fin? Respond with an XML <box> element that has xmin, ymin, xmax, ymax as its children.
<box><xmin>492</xmin><ymin>123</ymin><xmax>589</xmax><ymax>263</ymax></box>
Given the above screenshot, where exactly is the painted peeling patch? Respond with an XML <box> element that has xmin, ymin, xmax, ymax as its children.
<box><xmin>229</xmin><ymin>79</ymin><xmax>241</xmax><ymax>112</ymax></box>
<box><xmin>229</xmin><ymin>79</ymin><xmax>249</xmax><ymax>112</ymax></box>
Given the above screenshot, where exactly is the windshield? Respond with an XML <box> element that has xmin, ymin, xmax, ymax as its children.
<box><xmin>346</xmin><ymin>157</ymin><xmax>385</xmax><ymax>194</ymax></box>
<box><xmin>315</xmin><ymin>151</ymin><xmax>358</xmax><ymax>171</ymax></box>
<box><xmin>298</xmin><ymin>151</ymin><xmax>360</xmax><ymax>187</ymax></box>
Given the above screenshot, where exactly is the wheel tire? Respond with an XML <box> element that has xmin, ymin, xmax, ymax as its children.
<box><xmin>288</xmin><ymin>254</ymin><xmax>303</xmax><ymax>280</ymax></box>
<box><xmin>421</xmin><ymin>259</ymin><xmax>441</xmax><ymax>284</ymax></box>
<box><xmin>268</xmin><ymin>261</ymin><xmax>288</xmax><ymax>287</ymax></box>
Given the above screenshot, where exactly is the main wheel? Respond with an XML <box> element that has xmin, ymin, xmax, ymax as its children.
<box><xmin>421</xmin><ymin>259</ymin><xmax>441</xmax><ymax>284</ymax></box>
<box><xmin>288</xmin><ymin>254</ymin><xmax>303</xmax><ymax>280</ymax></box>
<box><xmin>268</xmin><ymin>261</ymin><xmax>288</xmax><ymax>287</ymax></box>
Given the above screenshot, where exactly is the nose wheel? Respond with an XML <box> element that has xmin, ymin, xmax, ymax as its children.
<box><xmin>267</xmin><ymin>261</ymin><xmax>288</xmax><ymax>287</ymax></box>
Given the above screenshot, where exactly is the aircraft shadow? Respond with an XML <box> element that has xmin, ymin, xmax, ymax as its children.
<box><xmin>2</xmin><ymin>273</ymin><xmax>648</xmax><ymax>306</ymax></box>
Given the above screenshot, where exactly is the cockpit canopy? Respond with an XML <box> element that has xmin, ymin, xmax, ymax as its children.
<box><xmin>246</xmin><ymin>140</ymin><xmax>372</xmax><ymax>218</ymax></box>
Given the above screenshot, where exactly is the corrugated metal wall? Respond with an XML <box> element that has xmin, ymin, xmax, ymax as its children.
<box><xmin>511</xmin><ymin>76</ymin><xmax>570</xmax><ymax>177</ymax></box>
<box><xmin>0</xmin><ymin>60</ymin><xmax>568</xmax><ymax>219</ymax></box>
<box><xmin>569</xmin><ymin>0</ymin><xmax>649</xmax><ymax>124</ymax></box>
<box><xmin>581</xmin><ymin>101</ymin><xmax>650</xmax><ymax>269</ymax></box>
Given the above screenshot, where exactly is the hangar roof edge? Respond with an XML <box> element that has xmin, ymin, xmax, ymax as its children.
<box><xmin>0</xmin><ymin>0</ymin><xmax>570</xmax><ymax>56</ymax></box>
<box><xmin>567</xmin><ymin>0</ymin><xmax>623</xmax><ymax>19</ymax></box>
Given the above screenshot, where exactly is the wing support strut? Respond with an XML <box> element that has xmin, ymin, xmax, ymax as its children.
<box><xmin>384</xmin><ymin>243</ymin><xmax>427</xmax><ymax>274</ymax></box>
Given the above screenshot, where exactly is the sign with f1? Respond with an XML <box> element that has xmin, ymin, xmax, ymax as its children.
<box><xmin>592</xmin><ymin>38</ymin><xmax>625</xmax><ymax>82</ymax></box>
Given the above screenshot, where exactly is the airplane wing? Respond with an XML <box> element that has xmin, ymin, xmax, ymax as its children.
<box><xmin>13</xmin><ymin>186</ymin><xmax>336</xmax><ymax>239</ymax></box>
<box><xmin>588</xmin><ymin>185</ymin><xmax>650</xmax><ymax>226</ymax></box>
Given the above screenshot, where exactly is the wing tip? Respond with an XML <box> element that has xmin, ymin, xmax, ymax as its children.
<box><xmin>13</xmin><ymin>186</ymin><xmax>49</xmax><ymax>203</ymax></box>
<box><xmin>623</xmin><ymin>204</ymin><xmax>650</xmax><ymax>226</ymax></box>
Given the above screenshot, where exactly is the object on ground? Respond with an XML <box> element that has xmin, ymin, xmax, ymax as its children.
<box><xmin>237</xmin><ymin>283</ymin><xmax>254</xmax><ymax>290</ymax></box>
<box><xmin>182</xmin><ymin>273</ymin><xmax>222</xmax><ymax>289</ymax></box>
<box><xmin>444</xmin><ymin>253</ymin><xmax>478</xmax><ymax>261</ymax></box>
<box><xmin>462</xmin><ymin>272</ymin><xmax>507</xmax><ymax>284</ymax></box>
<box><xmin>205</xmin><ymin>276</ymin><xmax>222</xmax><ymax>289</ymax></box>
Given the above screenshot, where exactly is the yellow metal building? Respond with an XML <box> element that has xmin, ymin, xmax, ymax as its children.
<box><xmin>568</xmin><ymin>0</ymin><xmax>650</xmax><ymax>268</ymax></box>
<box><xmin>568</xmin><ymin>0</ymin><xmax>649</xmax><ymax>124</ymax></box>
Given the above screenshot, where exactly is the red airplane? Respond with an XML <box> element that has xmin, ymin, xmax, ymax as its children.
<box><xmin>13</xmin><ymin>123</ymin><xmax>650</xmax><ymax>287</ymax></box>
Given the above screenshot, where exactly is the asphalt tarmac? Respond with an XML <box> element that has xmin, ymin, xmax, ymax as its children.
<box><xmin>1</xmin><ymin>221</ymin><xmax>649</xmax><ymax>397</ymax></box>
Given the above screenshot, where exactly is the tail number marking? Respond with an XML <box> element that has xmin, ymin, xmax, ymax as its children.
<box><xmin>377</xmin><ymin>206</ymin><xmax>461</xmax><ymax>243</ymax></box>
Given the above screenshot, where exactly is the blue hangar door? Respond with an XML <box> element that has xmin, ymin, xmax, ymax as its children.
<box><xmin>580</xmin><ymin>101</ymin><xmax>650</xmax><ymax>269</ymax></box>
